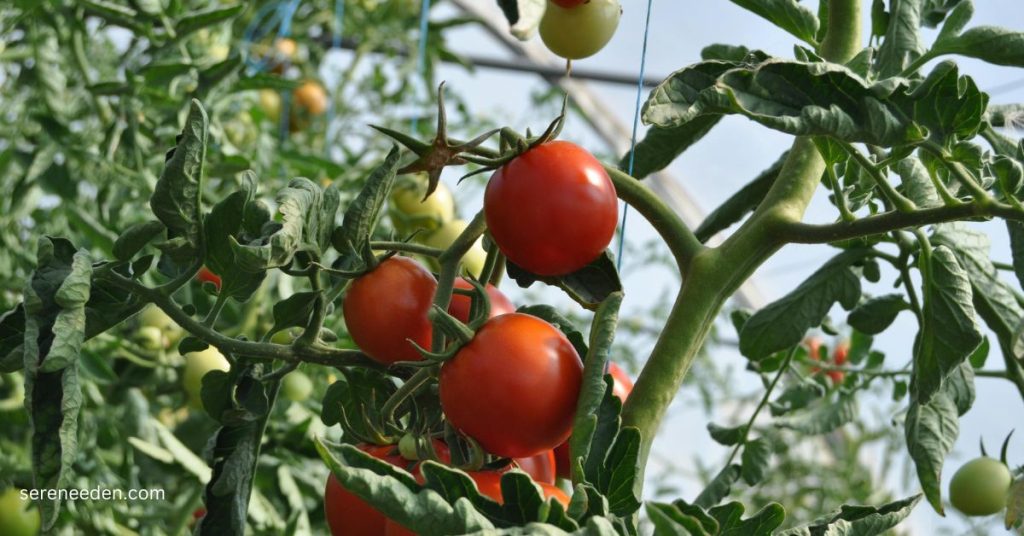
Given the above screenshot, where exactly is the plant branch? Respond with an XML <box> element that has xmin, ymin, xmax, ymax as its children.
<box><xmin>844</xmin><ymin>143</ymin><xmax>917</xmax><ymax>212</ymax></box>
<box><xmin>431</xmin><ymin>211</ymin><xmax>487</xmax><ymax>352</ymax></box>
<box><xmin>603</xmin><ymin>164</ymin><xmax>704</xmax><ymax>275</ymax></box>
<box><xmin>780</xmin><ymin>201</ymin><xmax>1024</xmax><ymax>244</ymax></box>
<box><xmin>371</xmin><ymin>241</ymin><xmax>444</xmax><ymax>258</ymax></box>
<box><xmin>104</xmin><ymin>272</ymin><xmax>375</xmax><ymax>369</ymax></box>
<box><xmin>726</xmin><ymin>348</ymin><xmax>797</xmax><ymax>467</ymax></box>
<box><xmin>920</xmin><ymin>141</ymin><xmax>993</xmax><ymax>203</ymax></box>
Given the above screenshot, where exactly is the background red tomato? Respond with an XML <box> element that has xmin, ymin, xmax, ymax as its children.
<box><xmin>447</xmin><ymin>278</ymin><xmax>516</xmax><ymax>324</ymax></box>
<box><xmin>342</xmin><ymin>257</ymin><xmax>436</xmax><ymax>365</ymax></box>
<box><xmin>197</xmin><ymin>266</ymin><xmax>221</xmax><ymax>290</ymax></box>
<box><xmin>484</xmin><ymin>141</ymin><xmax>618</xmax><ymax>276</ymax></box>
<box><xmin>514</xmin><ymin>450</ymin><xmax>557</xmax><ymax>484</ymax></box>
<box><xmin>440</xmin><ymin>313</ymin><xmax>583</xmax><ymax>458</ymax></box>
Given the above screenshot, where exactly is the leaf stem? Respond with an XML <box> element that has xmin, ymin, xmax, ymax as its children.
<box><xmin>725</xmin><ymin>347</ymin><xmax>797</xmax><ymax>467</ymax></box>
<box><xmin>370</xmin><ymin>241</ymin><xmax>443</xmax><ymax>258</ymax></box>
<box><xmin>844</xmin><ymin>143</ymin><xmax>917</xmax><ymax>212</ymax></box>
<box><xmin>432</xmin><ymin>211</ymin><xmax>487</xmax><ymax>352</ymax></box>
<box><xmin>381</xmin><ymin>367</ymin><xmax>435</xmax><ymax>424</ymax></box>
<box><xmin>920</xmin><ymin>141</ymin><xmax>992</xmax><ymax>204</ymax></box>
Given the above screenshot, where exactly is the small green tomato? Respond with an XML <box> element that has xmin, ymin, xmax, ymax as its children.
<box><xmin>0</xmin><ymin>488</ymin><xmax>40</xmax><ymax>536</ymax></box>
<box><xmin>422</xmin><ymin>219</ymin><xmax>487</xmax><ymax>278</ymax></box>
<box><xmin>280</xmin><ymin>371</ymin><xmax>313</xmax><ymax>403</ymax></box>
<box><xmin>949</xmin><ymin>457</ymin><xmax>1012</xmax><ymax>516</ymax></box>
<box><xmin>390</xmin><ymin>178</ymin><xmax>455</xmax><ymax>233</ymax></box>
<box><xmin>183</xmin><ymin>347</ymin><xmax>230</xmax><ymax>410</ymax></box>
<box><xmin>539</xmin><ymin>0</ymin><xmax>621</xmax><ymax>60</ymax></box>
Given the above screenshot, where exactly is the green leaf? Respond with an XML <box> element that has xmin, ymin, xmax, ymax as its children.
<box><xmin>701</xmin><ymin>44</ymin><xmax>753</xmax><ymax>62</ymax></box>
<box><xmin>113</xmin><ymin>220</ymin><xmax>166</xmax><ymax>261</ymax></box>
<box><xmin>709</xmin><ymin>501</ymin><xmax>786</xmax><ymax>535</ymax></box>
<box><xmin>618</xmin><ymin>116</ymin><xmax>720</xmax><ymax>180</ymax></box>
<box><xmin>175</xmin><ymin>4</ymin><xmax>245</xmax><ymax>39</ymax></box>
<box><xmin>740</xmin><ymin>438</ymin><xmax>771</xmax><ymax>485</ymax></box>
<box><xmin>875</xmin><ymin>0</ymin><xmax>927</xmax><ymax>77</ymax></box>
<box><xmin>905</xmin><ymin>385</ymin><xmax>959</xmax><ymax>514</ymax></box>
<box><xmin>232</xmin><ymin>178</ymin><xmax>339</xmax><ymax>271</ymax></box>
<box><xmin>0</xmin><ymin>305</ymin><xmax>26</xmax><ymax>372</ymax></box>
<box><xmin>769</xmin><ymin>379</ymin><xmax>826</xmax><ymax>416</ymax></box>
<box><xmin>332</xmin><ymin>147</ymin><xmax>402</xmax><ymax>270</ymax></box>
<box><xmin>1007</xmin><ymin>477</ymin><xmax>1024</xmax><ymax>530</ymax></box>
<box><xmin>727</xmin><ymin>0</ymin><xmax>820</xmax><ymax>46</ymax></box>
<box><xmin>909</xmin><ymin>61</ymin><xmax>987</xmax><ymax>143</ymax></box>
<box><xmin>896</xmin><ymin>156</ymin><xmax>943</xmax><ymax>209</ymax></box>
<box><xmin>848</xmin><ymin>294</ymin><xmax>910</xmax><ymax>335</ymax></box>
<box><xmin>775</xmin><ymin>393</ymin><xmax>857</xmax><ymax>434</ymax></box>
<box><xmin>31</xmin><ymin>26</ymin><xmax>69</xmax><ymax>120</ymax></box>
<box><xmin>151</xmin><ymin>99</ymin><xmax>208</xmax><ymax>257</ymax></box>
<box><xmin>778</xmin><ymin>494</ymin><xmax>921</xmax><ymax>536</ymax></box>
<box><xmin>933</xmin><ymin>25</ymin><xmax>1024</xmax><ymax>67</ymax></box>
<box><xmin>233</xmin><ymin>74</ymin><xmax>301</xmax><ymax>92</ymax></box>
<box><xmin>694</xmin><ymin>465</ymin><xmax>741</xmax><ymax>509</ymax></box>
<box><xmin>316</xmin><ymin>441</ymin><xmax>496</xmax><ymax>534</ymax></box>
<box><xmin>198</xmin><ymin>365</ymin><xmax>278</xmax><ymax>535</ymax></box>
<box><xmin>707</xmin><ymin>423</ymin><xmax>748</xmax><ymax>446</ymax></box>
<box><xmin>23</xmin><ymin>237</ymin><xmax>92</xmax><ymax>530</ymax></box>
<box><xmin>695</xmin><ymin>152</ymin><xmax>785</xmax><ymax>243</ymax></box>
<box><xmin>647</xmin><ymin>501</ymin><xmax>717</xmax><ymax>536</ymax></box>
<box><xmin>515</xmin><ymin>305</ymin><xmax>588</xmax><ymax>359</ymax></box>
<box><xmin>269</xmin><ymin>292</ymin><xmax>318</xmax><ymax>335</ymax></box>
<box><xmin>739</xmin><ymin>250</ymin><xmax>865</xmax><ymax>360</ymax></box>
<box><xmin>320</xmin><ymin>368</ymin><xmax>396</xmax><ymax>442</ymax></box>
<box><xmin>506</xmin><ymin>252</ymin><xmax>623</xmax><ymax>312</ymax></box>
<box><xmin>911</xmin><ymin>245</ymin><xmax>983</xmax><ymax>404</ymax></box>
<box><xmin>1008</xmin><ymin>221</ymin><xmax>1024</xmax><ymax>293</ymax></box>
<box><xmin>204</xmin><ymin>173</ymin><xmax>271</xmax><ymax>301</ymax></box>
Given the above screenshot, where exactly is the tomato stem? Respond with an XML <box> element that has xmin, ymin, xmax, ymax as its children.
<box><xmin>724</xmin><ymin>347</ymin><xmax>797</xmax><ymax>467</ymax></box>
<box><xmin>431</xmin><ymin>211</ymin><xmax>487</xmax><ymax>352</ymax></box>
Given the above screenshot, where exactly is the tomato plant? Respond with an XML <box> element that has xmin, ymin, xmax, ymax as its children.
<box><xmin>539</xmin><ymin>0</ymin><xmax>622</xmax><ymax>60</ymax></box>
<box><xmin>2</xmin><ymin>1</ymin><xmax>1024</xmax><ymax>535</ymax></box>
<box><xmin>485</xmin><ymin>141</ymin><xmax>618</xmax><ymax>276</ymax></box>
<box><xmin>342</xmin><ymin>257</ymin><xmax>436</xmax><ymax>365</ymax></box>
<box><xmin>440</xmin><ymin>313</ymin><xmax>583</xmax><ymax>457</ymax></box>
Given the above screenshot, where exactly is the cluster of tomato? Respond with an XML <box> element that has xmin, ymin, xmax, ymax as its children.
<box><xmin>540</xmin><ymin>0</ymin><xmax>621</xmax><ymax>60</ymax></box>
<box><xmin>252</xmin><ymin>38</ymin><xmax>329</xmax><ymax>133</ymax></box>
<box><xmin>803</xmin><ymin>337</ymin><xmax>849</xmax><ymax>386</ymax></box>
<box><xmin>326</xmin><ymin>140</ymin><xmax>628</xmax><ymax>534</ymax></box>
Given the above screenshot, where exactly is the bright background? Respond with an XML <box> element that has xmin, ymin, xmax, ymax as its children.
<box><xmin>387</xmin><ymin>1</ymin><xmax>1024</xmax><ymax>534</ymax></box>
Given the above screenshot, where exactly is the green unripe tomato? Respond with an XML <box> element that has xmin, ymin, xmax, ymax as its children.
<box><xmin>390</xmin><ymin>178</ymin><xmax>455</xmax><ymax>233</ymax></box>
<box><xmin>139</xmin><ymin>306</ymin><xmax>183</xmax><ymax>344</ymax></box>
<box><xmin>540</xmin><ymin>0</ymin><xmax>621</xmax><ymax>60</ymax></box>
<box><xmin>259</xmin><ymin>89</ymin><xmax>282</xmax><ymax>124</ymax></box>
<box><xmin>280</xmin><ymin>371</ymin><xmax>312</xmax><ymax>403</ymax></box>
<box><xmin>270</xmin><ymin>330</ymin><xmax>296</xmax><ymax>345</ymax></box>
<box><xmin>949</xmin><ymin>457</ymin><xmax>1012</xmax><ymax>516</ymax></box>
<box><xmin>0</xmin><ymin>488</ymin><xmax>40</xmax><ymax>536</ymax></box>
<box><xmin>422</xmin><ymin>219</ymin><xmax>487</xmax><ymax>278</ymax></box>
<box><xmin>398</xmin><ymin>434</ymin><xmax>420</xmax><ymax>461</ymax></box>
<box><xmin>183</xmin><ymin>347</ymin><xmax>230</xmax><ymax>409</ymax></box>
<box><xmin>222</xmin><ymin>111</ymin><xmax>257</xmax><ymax>149</ymax></box>
<box><xmin>135</xmin><ymin>326</ymin><xmax>165</xmax><ymax>351</ymax></box>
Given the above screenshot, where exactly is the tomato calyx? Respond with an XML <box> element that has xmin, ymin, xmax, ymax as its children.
<box><xmin>371</xmin><ymin>82</ymin><xmax>499</xmax><ymax>199</ymax></box>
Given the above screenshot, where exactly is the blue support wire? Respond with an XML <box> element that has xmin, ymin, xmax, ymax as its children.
<box><xmin>617</xmin><ymin>0</ymin><xmax>656</xmax><ymax>272</ymax></box>
<box><xmin>411</xmin><ymin>0</ymin><xmax>433</xmax><ymax>133</ymax></box>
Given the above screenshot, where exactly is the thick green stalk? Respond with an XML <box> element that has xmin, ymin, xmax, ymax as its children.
<box><xmin>621</xmin><ymin>0</ymin><xmax>862</xmax><ymax>486</ymax></box>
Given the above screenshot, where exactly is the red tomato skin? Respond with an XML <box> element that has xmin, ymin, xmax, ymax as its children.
<box><xmin>514</xmin><ymin>450</ymin><xmax>557</xmax><ymax>484</ymax></box>
<box><xmin>440</xmin><ymin>313</ymin><xmax>583</xmax><ymax>458</ymax></box>
<box><xmin>197</xmin><ymin>267</ymin><xmax>222</xmax><ymax>290</ymax></box>
<box><xmin>485</xmin><ymin>141</ymin><xmax>618</xmax><ymax>276</ymax></box>
<box><xmin>343</xmin><ymin>257</ymin><xmax>436</xmax><ymax>365</ymax></box>
<box><xmin>325</xmin><ymin>442</ymin><xmax>449</xmax><ymax>536</ymax></box>
<box><xmin>447</xmin><ymin>278</ymin><xmax>516</xmax><ymax>324</ymax></box>
<box><xmin>551</xmin><ymin>0</ymin><xmax>587</xmax><ymax>6</ymax></box>
<box><xmin>554</xmin><ymin>362</ymin><xmax>632</xmax><ymax>478</ymax></box>
<box><xmin>829</xmin><ymin>341</ymin><xmax>849</xmax><ymax>384</ymax></box>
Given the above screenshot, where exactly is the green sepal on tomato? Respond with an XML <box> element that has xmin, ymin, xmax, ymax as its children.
<box><xmin>485</xmin><ymin>141</ymin><xmax>617</xmax><ymax>277</ymax></box>
<box><xmin>342</xmin><ymin>257</ymin><xmax>435</xmax><ymax>365</ymax></box>
<box><xmin>439</xmin><ymin>313</ymin><xmax>583</xmax><ymax>458</ymax></box>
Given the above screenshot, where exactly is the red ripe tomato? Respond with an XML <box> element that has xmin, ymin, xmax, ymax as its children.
<box><xmin>189</xmin><ymin>507</ymin><xmax>206</xmax><ymax>529</ymax></box>
<box><xmin>343</xmin><ymin>257</ymin><xmax>436</xmax><ymax>365</ymax></box>
<box><xmin>554</xmin><ymin>361</ymin><xmax>633</xmax><ymax>478</ymax></box>
<box><xmin>485</xmin><ymin>141</ymin><xmax>618</xmax><ymax>276</ymax></box>
<box><xmin>514</xmin><ymin>450</ymin><xmax>557</xmax><ymax>484</ymax></box>
<box><xmin>829</xmin><ymin>341</ymin><xmax>849</xmax><ymax>384</ymax></box>
<box><xmin>447</xmin><ymin>278</ymin><xmax>516</xmax><ymax>324</ymax></box>
<box><xmin>197</xmin><ymin>266</ymin><xmax>221</xmax><ymax>290</ymax></box>
<box><xmin>325</xmin><ymin>442</ymin><xmax>449</xmax><ymax>536</ymax></box>
<box><xmin>384</xmin><ymin>471</ymin><xmax>568</xmax><ymax>535</ymax></box>
<box><xmin>551</xmin><ymin>0</ymin><xmax>587</xmax><ymax>6</ymax></box>
<box><xmin>440</xmin><ymin>313</ymin><xmax>583</xmax><ymax>458</ymax></box>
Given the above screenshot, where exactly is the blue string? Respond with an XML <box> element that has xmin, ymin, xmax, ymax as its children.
<box><xmin>411</xmin><ymin>0</ymin><xmax>433</xmax><ymax>133</ymax></box>
<box><xmin>617</xmin><ymin>0</ymin><xmax>656</xmax><ymax>272</ymax></box>
<box><xmin>325</xmin><ymin>0</ymin><xmax>346</xmax><ymax>157</ymax></box>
